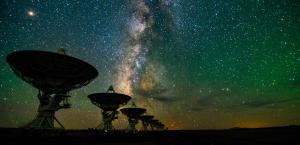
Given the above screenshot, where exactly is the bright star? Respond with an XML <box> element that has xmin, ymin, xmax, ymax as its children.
<box><xmin>27</xmin><ymin>10</ymin><xmax>36</xmax><ymax>17</ymax></box>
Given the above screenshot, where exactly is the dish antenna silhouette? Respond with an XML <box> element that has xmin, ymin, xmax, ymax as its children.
<box><xmin>139</xmin><ymin>115</ymin><xmax>154</xmax><ymax>131</ymax></box>
<box><xmin>121</xmin><ymin>102</ymin><xmax>146</xmax><ymax>132</ymax></box>
<box><xmin>148</xmin><ymin>119</ymin><xmax>165</xmax><ymax>131</ymax></box>
<box><xmin>88</xmin><ymin>86</ymin><xmax>131</xmax><ymax>131</ymax></box>
<box><xmin>6</xmin><ymin>50</ymin><xmax>98</xmax><ymax>129</ymax></box>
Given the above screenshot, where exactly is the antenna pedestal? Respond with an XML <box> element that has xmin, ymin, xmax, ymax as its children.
<box><xmin>26</xmin><ymin>93</ymin><xmax>68</xmax><ymax>129</ymax></box>
<box><xmin>127</xmin><ymin>118</ymin><xmax>139</xmax><ymax>132</ymax></box>
<box><xmin>97</xmin><ymin>110</ymin><xmax>118</xmax><ymax>130</ymax></box>
<box><xmin>26</xmin><ymin>111</ymin><xmax>64</xmax><ymax>129</ymax></box>
<box><xmin>142</xmin><ymin>121</ymin><xmax>149</xmax><ymax>130</ymax></box>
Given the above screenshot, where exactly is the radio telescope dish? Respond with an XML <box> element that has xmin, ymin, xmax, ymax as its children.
<box><xmin>6</xmin><ymin>50</ymin><xmax>98</xmax><ymax>129</ymax></box>
<box><xmin>139</xmin><ymin>115</ymin><xmax>154</xmax><ymax>130</ymax></box>
<box><xmin>148</xmin><ymin>119</ymin><xmax>165</xmax><ymax>131</ymax></box>
<box><xmin>120</xmin><ymin>103</ymin><xmax>146</xmax><ymax>132</ymax></box>
<box><xmin>88</xmin><ymin>86</ymin><xmax>131</xmax><ymax>130</ymax></box>
<box><xmin>7</xmin><ymin>50</ymin><xmax>98</xmax><ymax>93</ymax></box>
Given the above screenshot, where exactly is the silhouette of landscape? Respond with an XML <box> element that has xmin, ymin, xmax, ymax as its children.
<box><xmin>0</xmin><ymin>126</ymin><xmax>298</xmax><ymax>145</ymax></box>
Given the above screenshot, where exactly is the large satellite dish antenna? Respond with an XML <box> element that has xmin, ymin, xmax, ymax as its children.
<box><xmin>88</xmin><ymin>86</ymin><xmax>131</xmax><ymax>131</ymax></box>
<box><xmin>139</xmin><ymin>115</ymin><xmax>154</xmax><ymax>131</ymax></box>
<box><xmin>120</xmin><ymin>103</ymin><xmax>146</xmax><ymax>132</ymax></box>
<box><xmin>148</xmin><ymin>119</ymin><xmax>165</xmax><ymax>131</ymax></box>
<box><xmin>6</xmin><ymin>50</ymin><xmax>98</xmax><ymax>129</ymax></box>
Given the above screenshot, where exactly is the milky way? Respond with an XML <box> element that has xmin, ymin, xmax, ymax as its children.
<box><xmin>0</xmin><ymin>0</ymin><xmax>299</xmax><ymax>129</ymax></box>
<box><xmin>115</xmin><ymin>0</ymin><xmax>173</xmax><ymax>104</ymax></box>
<box><xmin>115</xmin><ymin>0</ymin><xmax>153</xmax><ymax>96</ymax></box>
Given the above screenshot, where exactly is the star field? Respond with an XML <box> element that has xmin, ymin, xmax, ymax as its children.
<box><xmin>0</xmin><ymin>0</ymin><xmax>299</xmax><ymax>129</ymax></box>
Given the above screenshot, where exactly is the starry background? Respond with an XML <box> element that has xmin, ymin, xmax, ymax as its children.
<box><xmin>0</xmin><ymin>0</ymin><xmax>299</xmax><ymax>129</ymax></box>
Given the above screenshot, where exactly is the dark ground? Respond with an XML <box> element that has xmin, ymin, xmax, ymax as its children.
<box><xmin>0</xmin><ymin>126</ymin><xmax>298</xmax><ymax>145</ymax></box>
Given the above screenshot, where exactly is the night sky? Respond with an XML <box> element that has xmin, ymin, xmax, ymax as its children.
<box><xmin>0</xmin><ymin>0</ymin><xmax>299</xmax><ymax>129</ymax></box>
